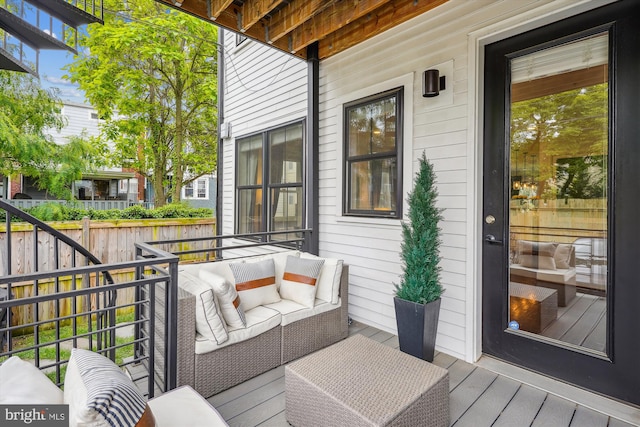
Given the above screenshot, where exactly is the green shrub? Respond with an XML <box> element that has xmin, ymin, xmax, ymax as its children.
<box><xmin>4</xmin><ymin>202</ymin><xmax>212</xmax><ymax>222</ymax></box>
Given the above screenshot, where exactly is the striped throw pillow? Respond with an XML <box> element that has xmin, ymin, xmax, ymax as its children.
<box><xmin>230</xmin><ymin>259</ymin><xmax>281</xmax><ymax>311</ymax></box>
<box><xmin>279</xmin><ymin>256</ymin><xmax>325</xmax><ymax>308</ymax></box>
<box><xmin>64</xmin><ymin>348</ymin><xmax>149</xmax><ymax>427</ymax></box>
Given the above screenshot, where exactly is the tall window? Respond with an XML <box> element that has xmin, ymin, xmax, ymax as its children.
<box><xmin>236</xmin><ymin>122</ymin><xmax>304</xmax><ymax>239</ymax></box>
<box><xmin>344</xmin><ymin>88</ymin><xmax>403</xmax><ymax>218</ymax></box>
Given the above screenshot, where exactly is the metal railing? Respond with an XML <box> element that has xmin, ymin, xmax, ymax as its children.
<box><xmin>0</xmin><ymin>199</ymin><xmax>179</xmax><ymax>398</ymax></box>
<box><xmin>5</xmin><ymin>198</ymin><xmax>133</xmax><ymax>211</ymax></box>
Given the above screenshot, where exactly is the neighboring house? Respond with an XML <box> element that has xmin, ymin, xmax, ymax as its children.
<box><xmin>205</xmin><ymin>0</ymin><xmax>640</xmax><ymax>407</ymax></box>
<box><xmin>181</xmin><ymin>174</ymin><xmax>217</xmax><ymax>211</ymax></box>
<box><xmin>2</xmin><ymin>102</ymin><xmax>142</xmax><ymax>206</ymax></box>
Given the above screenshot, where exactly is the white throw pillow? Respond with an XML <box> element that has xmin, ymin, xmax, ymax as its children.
<box><xmin>179</xmin><ymin>271</ymin><xmax>228</xmax><ymax>344</ymax></box>
<box><xmin>279</xmin><ymin>256</ymin><xmax>325</xmax><ymax>308</ymax></box>
<box><xmin>300</xmin><ymin>253</ymin><xmax>343</xmax><ymax>304</ymax></box>
<box><xmin>199</xmin><ymin>270</ymin><xmax>246</xmax><ymax>327</ymax></box>
<box><xmin>0</xmin><ymin>356</ymin><xmax>63</xmax><ymax>404</ymax></box>
<box><xmin>229</xmin><ymin>259</ymin><xmax>281</xmax><ymax>311</ymax></box>
<box><xmin>245</xmin><ymin>250</ymin><xmax>300</xmax><ymax>287</ymax></box>
<box><xmin>64</xmin><ymin>348</ymin><xmax>149</xmax><ymax>427</ymax></box>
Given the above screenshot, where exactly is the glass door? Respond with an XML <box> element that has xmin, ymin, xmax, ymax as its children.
<box><xmin>507</xmin><ymin>33</ymin><xmax>608</xmax><ymax>353</ymax></box>
<box><xmin>482</xmin><ymin>1</ymin><xmax>640</xmax><ymax>405</ymax></box>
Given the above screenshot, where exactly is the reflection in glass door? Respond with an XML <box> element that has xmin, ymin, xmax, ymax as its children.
<box><xmin>506</xmin><ymin>34</ymin><xmax>608</xmax><ymax>353</ymax></box>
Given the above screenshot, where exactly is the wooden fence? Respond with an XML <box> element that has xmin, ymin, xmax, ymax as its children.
<box><xmin>1</xmin><ymin>218</ymin><xmax>216</xmax><ymax>331</ymax></box>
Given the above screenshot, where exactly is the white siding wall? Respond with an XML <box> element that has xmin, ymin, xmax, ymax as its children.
<box><xmin>317</xmin><ymin>0</ymin><xmax>609</xmax><ymax>361</ymax></box>
<box><xmin>220</xmin><ymin>0</ymin><xmax>611</xmax><ymax>362</ymax></box>
<box><xmin>52</xmin><ymin>102</ymin><xmax>101</xmax><ymax>145</ymax></box>
<box><xmin>220</xmin><ymin>31</ymin><xmax>308</xmax><ymax>236</ymax></box>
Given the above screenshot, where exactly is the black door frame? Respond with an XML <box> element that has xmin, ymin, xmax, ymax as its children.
<box><xmin>482</xmin><ymin>1</ymin><xmax>640</xmax><ymax>405</ymax></box>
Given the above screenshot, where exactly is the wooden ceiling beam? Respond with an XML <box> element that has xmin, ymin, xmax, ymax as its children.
<box><xmin>156</xmin><ymin>0</ymin><xmax>307</xmax><ymax>58</ymax></box>
<box><xmin>208</xmin><ymin>0</ymin><xmax>234</xmax><ymax>20</ymax></box>
<box><xmin>287</xmin><ymin>0</ymin><xmax>392</xmax><ymax>54</ymax></box>
<box><xmin>266</xmin><ymin>0</ymin><xmax>326</xmax><ymax>44</ymax></box>
<box><xmin>318</xmin><ymin>0</ymin><xmax>448</xmax><ymax>59</ymax></box>
<box><xmin>240</xmin><ymin>0</ymin><xmax>283</xmax><ymax>32</ymax></box>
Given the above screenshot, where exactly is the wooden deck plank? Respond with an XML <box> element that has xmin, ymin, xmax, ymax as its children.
<box><xmin>542</xmin><ymin>293</ymin><xmax>597</xmax><ymax>339</ymax></box>
<box><xmin>581</xmin><ymin>309</ymin><xmax>606</xmax><ymax>353</ymax></box>
<box><xmin>492</xmin><ymin>384</ymin><xmax>547</xmax><ymax>427</ymax></box>
<box><xmin>225</xmin><ymin>391</ymin><xmax>285</xmax><ymax>427</ymax></box>
<box><xmin>447</xmin><ymin>359</ymin><xmax>476</xmax><ymax>391</ymax></box>
<box><xmin>256</xmin><ymin>411</ymin><xmax>288</xmax><ymax>426</ymax></box>
<box><xmin>208</xmin><ymin>365</ymin><xmax>284</xmax><ymax>407</ymax></box>
<box><xmin>452</xmin><ymin>375</ymin><xmax>520</xmax><ymax>427</ymax></box>
<box><xmin>561</xmin><ymin>298</ymin><xmax>606</xmax><ymax>346</ymax></box>
<box><xmin>608</xmin><ymin>417</ymin><xmax>637</xmax><ymax>427</ymax></box>
<box><xmin>569</xmin><ymin>405</ymin><xmax>609</xmax><ymax>427</ymax></box>
<box><xmin>368</xmin><ymin>329</ymin><xmax>395</xmax><ymax>343</ymax></box>
<box><xmin>449</xmin><ymin>367</ymin><xmax>498</xmax><ymax>421</ymax></box>
<box><xmin>205</xmin><ymin>324</ymin><xmax>639</xmax><ymax>427</ymax></box>
<box><xmin>531</xmin><ymin>394</ymin><xmax>576</xmax><ymax>427</ymax></box>
<box><xmin>216</xmin><ymin>376</ymin><xmax>285</xmax><ymax>420</ymax></box>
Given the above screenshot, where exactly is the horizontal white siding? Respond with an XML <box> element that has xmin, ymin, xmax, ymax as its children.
<box><xmin>220</xmin><ymin>31</ymin><xmax>308</xmax><ymax>236</ymax></box>
<box><xmin>220</xmin><ymin>0</ymin><xmax>609</xmax><ymax>363</ymax></box>
<box><xmin>51</xmin><ymin>103</ymin><xmax>100</xmax><ymax>145</ymax></box>
<box><xmin>316</xmin><ymin>0</ymin><xmax>566</xmax><ymax>361</ymax></box>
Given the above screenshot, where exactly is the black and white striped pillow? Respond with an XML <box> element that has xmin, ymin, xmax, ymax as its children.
<box><xmin>229</xmin><ymin>259</ymin><xmax>281</xmax><ymax>311</ymax></box>
<box><xmin>65</xmin><ymin>348</ymin><xmax>147</xmax><ymax>427</ymax></box>
<box><xmin>279</xmin><ymin>256</ymin><xmax>325</xmax><ymax>308</ymax></box>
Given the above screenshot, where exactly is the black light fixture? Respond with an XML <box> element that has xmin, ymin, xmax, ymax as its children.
<box><xmin>422</xmin><ymin>69</ymin><xmax>446</xmax><ymax>97</ymax></box>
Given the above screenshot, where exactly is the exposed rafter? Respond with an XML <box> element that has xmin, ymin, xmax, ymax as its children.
<box><xmin>157</xmin><ymin>0</ymin><xmax>449</xmax><ymax>60</ymax></box>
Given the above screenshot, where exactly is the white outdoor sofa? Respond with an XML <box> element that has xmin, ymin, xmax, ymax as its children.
<box><xmin>171</xmin><ymin>250</ymin><xmax>349</xmax><ymax>398</ymax></box>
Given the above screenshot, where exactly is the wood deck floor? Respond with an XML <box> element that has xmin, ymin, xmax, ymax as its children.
<box><xmin>206</xmin><ymin>321</ymin><xmax>637</xmax><ymax>427</ymax></box>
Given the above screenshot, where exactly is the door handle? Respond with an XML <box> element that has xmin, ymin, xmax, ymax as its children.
<box><xmin>485</xmin><ymin>234</ymin><xmax>503</xmax><ymax>245</ymax></box>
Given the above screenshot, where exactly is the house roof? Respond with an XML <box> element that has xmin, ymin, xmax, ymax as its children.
<box><xmin>156</xmin><ymin>0</ymin><xmax>449</xmax><ymax>60</ymax></box>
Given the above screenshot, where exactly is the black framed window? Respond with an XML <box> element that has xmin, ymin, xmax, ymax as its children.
<box><xmin>236</xmin><ymin>34</ymin><xmax>247</xmax><ymax>46</ymax></box>
<box><xmin>236</xmin><ymin>122</ymin><xmax>304</xmax><ymax>240</ymax></box>
<box><xmin>344</xmin><ymin>88</ymin><xmax>403</xmax><ymax>218</ymax></box>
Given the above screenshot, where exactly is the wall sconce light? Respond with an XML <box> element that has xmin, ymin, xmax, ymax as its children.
<box><xmin>422</xmin><ymin>69</ymin><xmax>446</xmax><ymax>97</ymax></box>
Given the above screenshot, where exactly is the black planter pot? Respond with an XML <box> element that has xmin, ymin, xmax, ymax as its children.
<box><xmin>393</xmin><ymin>296</ymin><xmax>441</xmax><ymax>362</ymax></box>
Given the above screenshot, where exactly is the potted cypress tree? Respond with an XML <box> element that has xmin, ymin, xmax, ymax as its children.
<box><xmin>394</xmin><ymin>152</ymin><xmax>444</xmax><ymax>362</ymax></box>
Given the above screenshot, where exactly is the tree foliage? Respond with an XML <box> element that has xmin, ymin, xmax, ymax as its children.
<box><xmin>395</xmin><ymin>153</ymin><xmax>444</xmax><ymax>304</ymax></box>
<box><xmin>511</xmin><ymin>83</ymin><xmax>608</xmax><ymax>199</ymax></box>
<box><xmin>0</xmin><ymin>71</ymin><xmax>104</xmax><ymax>198</ymax></box>
<box><xmin>66</xmin><ymin>0</ymin><xmax>218</xmax><ymax>206</ymax></box>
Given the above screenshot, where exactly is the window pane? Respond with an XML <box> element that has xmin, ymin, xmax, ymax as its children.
<box><xmin>270</xmin><ymin>123</ymin><xmax>303</xmax><ymax>184</ymax></box>
<box><xmin>270</xmin><ymin>186</ymin><xmax>302</xmax><ymax>231</ymax></box>
<box><xmin>347</xmin><ymin>95</ymin><xmax>397</xmax><ymax>157</ymax></box>
<box><xmin>197</xmin><ymin>179</ymin><xmax>206</xmax><ymax>198</ymax></box>
<box><xmin>238</xmin><ymin>188</ymin><xmax>263</xmax><ymax>233</ymax></box>
<box><xmin>185</xmin><ymin>182</ymin><xmax>194</xmax><ymax>198</ymax></box>
<box><xmin>349</xmin><ymin>158</ymin><xmax>397</xmax><ymax>213</ymax></box>
<box><xmin>238</xmin><ymin>136</ymin><xmax>263</xmax><ymax>186</ymax></box>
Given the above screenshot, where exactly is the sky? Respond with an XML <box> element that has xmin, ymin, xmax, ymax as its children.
<box><xmin>39</xmin><ymin>49</ymin><xmax>86</xmax><ymax>104</ymax></box>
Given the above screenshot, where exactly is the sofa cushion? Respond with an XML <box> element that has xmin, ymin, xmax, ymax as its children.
<box><xmin>300</xmin><ymin>253</ymin><xmax>343</xmax><ymax>304</ymax></box>
<box><xmin>244</xmin><ymin>250</ymin><xmax>300</xmax><ymax>287</ymax></box>
<box><xmin>265</xmin><ymin>298</ymin><xmax>341</xmax><ymax>326</ymax></box>
<box><xmin>195</xmin><ymin>306</ymin><xmax>281</xmax><ymax>354</ymax></box>
<box><xmin>148</xmin><ymin>386</ymin><xmax>228</xmax><ymax>427</ymax></box>
<box><xmin>200</xmin><ymin>270</ymin><xmax>246</xmax><ymax>328</ymax></box>
<box><xmin>554</xmin><ymin>243</ymin><xmax>573</xmax><ymax>269</ymax></box>
<box><xmin>279</xmin><ymin>256</ymin><xmax>325</xmax><ymax>308</ymax></box>
<box><xmin>0</xmin><ymin>356</ymin><xmax>63</xmax><ymax>404</ymax></box>
<box><xmin>517</xmin><ymin>240</ymin><xmax>557</xmax><ymax>270</ymax></box>
<box><xmin>182</xmin><ymin>261</ymin><xmax>237</xmax><ymax>287</ymax></box>
<box><xmin>64</xmin><ymin>348</ymin><xmax>150</xmax><ymax>427</ymax></box>
<box><xmin>178</xmin><ymin>271</ymin><xmax>228</xmax><ymax>345</ymax></box>
<box><xmin>510</xmin><ymin>264</ymin><xmax>575</xmax><ymax>284</ymax></box>
<box><xmin>230</xmin><ymin>259</ymin><xmax>281</xmax><ymax>311</ymax></box>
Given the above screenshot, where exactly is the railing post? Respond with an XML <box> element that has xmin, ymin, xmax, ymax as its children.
<box><xmin>166</xmin><ymin>258</ymin><xmax>179</xmax><ymax>392</ymax></box>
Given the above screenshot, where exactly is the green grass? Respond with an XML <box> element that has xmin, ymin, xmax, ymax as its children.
<box><xmin>1</xmin><ymin>312</ymin><xmax>137</xmax><ymax>383</ymax></box>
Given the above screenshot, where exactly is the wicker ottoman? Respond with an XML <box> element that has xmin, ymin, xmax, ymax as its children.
<box><xmin>285</xmin><ymin>334</ymin><xmax>449</xmax><ymax>427</ymax></box>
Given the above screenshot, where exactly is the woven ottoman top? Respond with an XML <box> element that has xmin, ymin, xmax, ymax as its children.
<box><xmin>286</xmin><ymin>334</ymin><xmax>449</xmax><ymax>425</ymax></box>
